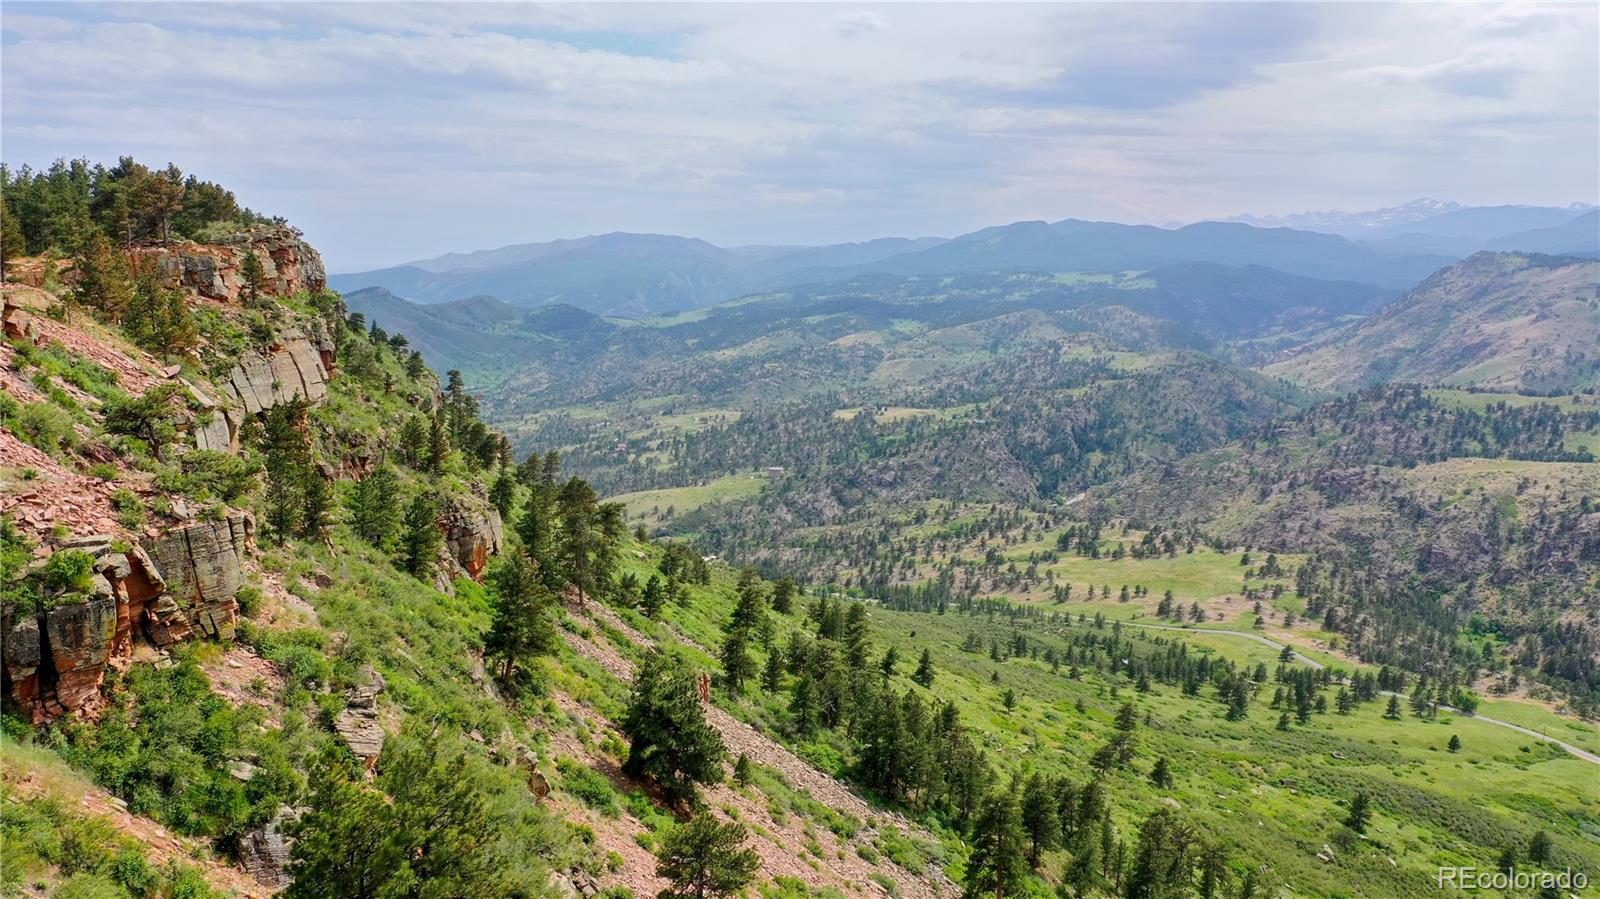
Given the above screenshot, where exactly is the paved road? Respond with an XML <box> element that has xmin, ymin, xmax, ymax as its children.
<box><xmin>1118</xmin><ymin>620</ymin><xmax>1600</xmax><ymax>768</ymax></box>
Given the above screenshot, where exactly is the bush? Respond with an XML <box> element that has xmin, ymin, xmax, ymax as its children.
<box><xmin>16</xmin><ymin>401</ymin><xmax>77</xmax><ymax>454</ymax></box>
<box><xmin>557</xmin><ymin>756</ymin><xmax>619</xmax><ymax>817</ymax></box>
<box><xmin>235</xmin><ymin>585</ymin><xmax>262</xmax><ymax>619</ymax></box>
<box><xmin>110</xmin><ymin>489</ymin><xmax>145</xmax><ymax>530</ymax></box>
<box><xmin>177</xmin><ymin>450</ymin><xmax>261</xmax><ymax>503</ymax></box>
<box><xmin>53</xmin><ymin>654</ymin><xmax>301</xmax><ymax>840</ymax></box>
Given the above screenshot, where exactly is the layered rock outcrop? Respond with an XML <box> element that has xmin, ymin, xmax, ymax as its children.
<box><xmin>221</xmin><ymin>327</ymin><xmax>334</xmax><ymax>415</ymax></box>
<box><xmin>0</xmin><ymin>515</ymin><xmax>252</xmax><ymax>723</ymax></box>
<box><xmin>3</xmin><ymin>227</ymin><xmax>326</xmax><ymax>305</ymax></box>
<box><xmin>333</xmin><ymin>668</ymin><xmax>387</xmax><ymax>771</ymax></box>
<box><xmin>239</xmin><ymin>806</ymin><xmax>300</xmax><ymax>888</ymax></box>
<box><xmin>132</xmin><ymin>226</ymin><xmax>327</xmax><ymax>303</ymax></box>
<box><xmin>141</xmin><ymin>512</ymin><xmax>252</xmax><ymax>642</ymax></box>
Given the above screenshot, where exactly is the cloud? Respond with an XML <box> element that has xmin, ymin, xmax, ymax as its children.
<box><xmin>2</xmin><ymin>1</ymin><xmax>1594</xmax><ymax>270</ymax></box>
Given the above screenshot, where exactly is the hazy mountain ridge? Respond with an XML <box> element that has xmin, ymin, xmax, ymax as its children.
<box><xmin>332</xmin><ymin>216</ymin><xmax>1461</xmax><ymax>316</ymax></box>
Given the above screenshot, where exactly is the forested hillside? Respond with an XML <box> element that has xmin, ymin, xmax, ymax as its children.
<box><xmin>4</xmin><ymin>158</ymin><xmax>1597</xmax><ymax>899</ymax></box>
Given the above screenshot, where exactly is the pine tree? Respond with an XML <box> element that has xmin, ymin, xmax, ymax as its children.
<box><xmin>964</xmin><ymin>788</ymin><xmax>1027</xmax><ymax>899</ymax></box>
<box><xmin>396</xmin><ymin>415</ymin><xmax>428</xmax><ymax>468</ymax></box>
<box><xmin>517</xmin><ymin>480</ymin><xmax>558</xmax><ymax>584</ymax></box>
<box><xmin>299</xmin><ymin>467</ymin><xmax>331</xmax><ymax>540</ymax></box>
<box><xmin>654</xmin><ymin>815</ymin><xmax>758</xmax><ymax>899</ymax></box>
<box><xmin>71</xmin><ymin>230</ymin><xmax>134</xmax><ymax>321</ymax></box>
<box><xmin>719</xmin><ymin>627</ymin><xmax>754</xmax><ymax>694</ymax></box>
<box><xmin>761</xmin><ymin>649</ymin><xmax>783</xmax><ymax>693</ymax></box>
<box><xmin>788</xmin><ymin>674</ymin><xmax>818</xmax><ymax>736</ymax></box>
<box><xmin>426</xmin><ymin>415</ymin><xmax>449</xmax><ymax>472</ymax></box>
<box><xmin>240</xmin><ymin>250</ymin><xmax>266</xmax><ymax>304</ymax></box>
<box><xmin>484</xmin><ymin>551</ymin><xmax>559</xmax><ymax>685</ymax></box>
<box><xmin>1197</xmin><ymin>844</ymin><xmax>1231</xmax><ymax>899</ymax></box>
<box><xmin>879</xmin><ymin>646</ymin><xmax>899</xmax><ymax>679</ymax></box>
<box><xmin>349</xmin><ymin>464</ymin><xmax>401</xmax><ymax>549</ymax></box>
<box><xmin>1528</xmin><ymin>830</ymin><xmax>1552</xmax><ymax>864</ymax></box>
<box><xmin>1447</xmin><ymin>734</ymin><xmax>1461</xmax><ymax>753</ymax></box>
<box><xmin>489</xmin><ymin>465</ymin><xmax>517</xmax><ymax>522</ymax></box>
<box><xmin>770</xmin><ymin>577</ymin><xmax>796</xmax><ymax>615</ymax></box>
<box><xmin>261</xmin><ymin>400</ymin><xmax>312</xmax><ymax>545</ymax></box>
<box><xmin>1344</xmin><ymin>791</ymin><xmax>1371</xmax><ymax>834</ymax></box>
<box><xmin>0</xmin><ymin>194</ymin><xmax>25</xmax><ymax>262</ymax></box>
<box><xmin>102</xmin><ymin>383</ymin><xmax>181</xmax><ymax>463</ymax></box>
<box><xmin>622</xmin><ymin>651</ymin><xmax>727</xmax><ymax>805</ymax></box>
<box><xmin>1384</xmin><ymin>695</ymin><xmax>1402</xmax><ymax>720</ymax></box>
<box><xmin>1150</xmin><ymin>757</ymin><xmax>1173</xmax><ymax>789</ymax></box>
<box><xmin>913</xmin><ymin>648</ymin><xmax>935</xmax><ymax>688</ymax></box>
<box><xmin>641</xmin><ymin>574</ymin><xmax>667</xmax><ymax>618</ymax></box>
<box><xmin>1124</xmin><ymin>809</ymin><xmax>1196</xmax><ymax>899</ymax></box>
<box><xmin>1018</xmin><ymin>773</ymin><xmax>1059</xmax><ymax>866</ymax></box>
<box><xmin>719</xmin><ymin>572</ymin><xmax>766</xmax><ymax>692</ymax></box>
<box><xmin>401</xmin><ymin>492</ymin><xmax>440</xmax><ymax>578</ymax></box>
<box><xmin>556</xmin><ymin>477</ymin><xmax>602</xmax><ymax>602</ymax></box>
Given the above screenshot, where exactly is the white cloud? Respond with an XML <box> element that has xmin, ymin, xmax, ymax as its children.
<box><xmin>2</xmin><ymin>1</ymin><xmax>1593</xmax><ymax>270</ymax></box>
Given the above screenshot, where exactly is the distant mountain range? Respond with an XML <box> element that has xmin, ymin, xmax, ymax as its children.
<box><xmin>331</xmin><ymin>234</ymin><xmax>950</xmax><ymax>317</ymax></box>
<box><xmin>330</xmin><ymin>203</ymin><xmax>1598</xmax><ymax>318</ymax></box>
<box><xmin>1220</xmin><ymin>199</ymin><xmax>1598</xmax><ymax>257</ymax></box>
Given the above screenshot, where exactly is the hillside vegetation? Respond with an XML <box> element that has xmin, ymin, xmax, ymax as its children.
<box><xmin>1266</xmin><ymin>252</ymin><xmax>1600</xmax><ymax>393</ymax></box>
<box><xmin>3</xmin><ymin>157</ymin><xmax>1597</xmax><ymax>899</ymax></box>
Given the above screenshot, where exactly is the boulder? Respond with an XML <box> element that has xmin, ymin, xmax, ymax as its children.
<box><xmin>140</xmin><ymin>512</ymin><xmax>252</xmax><ymax>642</ymax></box>
<box><xmin>239</xmin><ymin>806</ymin><xmax>300</xmax><ymax>888</ymax></box>
<box><xmin>438</xmin><ymin>496</ymin><xmax>504</xmax><ymax>582</ymax></box>
<box><xmin>1</xmin><ymin>285</ymin><xmax>52</xmax><ymax>344</ymax></box>
<box><xmin>43</xmin><ymin>592</ymin><xmax>118</xmax><ymax>711</ymax></box>
<box><xmin>334</xmin><ymin>668</ymin><xmax>387</xmax><ymax>770</ymax></box>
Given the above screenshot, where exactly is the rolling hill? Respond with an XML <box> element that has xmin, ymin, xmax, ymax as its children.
<box><xmin>1265</xmin><ymin>252</ymin><xmax>1600</xmax><ymax>393</ymax></box>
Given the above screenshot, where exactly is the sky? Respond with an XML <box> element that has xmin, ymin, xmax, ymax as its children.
<box><xmin>3</xmin><ymin>2</ymin><xmax>1596</xmax><ymax>272</ymax></box>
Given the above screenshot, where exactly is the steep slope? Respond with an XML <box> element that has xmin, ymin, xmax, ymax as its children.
<box><xmin>1</xmin><ymin>181</ymin><xmax>968</xmax><ymax>899</ymax></box>
<box><xmin>1265</xmin><ymin>252</ymin><xmax>1600</xmax><ymax>393</ymax></box>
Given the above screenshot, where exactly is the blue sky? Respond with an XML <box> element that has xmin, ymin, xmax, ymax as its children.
<box><xmin>3</xmin><ymin>2</ymin><xmax>1595</xmax><ymax>271</ymax></box>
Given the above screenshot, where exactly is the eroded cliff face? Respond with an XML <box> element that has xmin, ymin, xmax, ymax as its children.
<box><xmin>221</xmin><ymin>327</ymin><xmax>335</xmax><ymax>415</ymax></box>
<box><xmin>4</xmin><ymin>226</ymin><xmax>327</xmax><ymax>305</ymax></box>
<box><xmin>0</xmin><ymin>519</ymin><xmax>249</xmax><ymax>723</ymax></box>
<box><xmin>438</xmin><ymin>494</ymin><xmax>505</xmax><ymax>583</ymax></box>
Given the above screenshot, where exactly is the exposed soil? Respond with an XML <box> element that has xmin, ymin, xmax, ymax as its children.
<box><xmin>560</xmin><ymin>602</ymin><xmax>959</xmax><ymax>899</ymax></box>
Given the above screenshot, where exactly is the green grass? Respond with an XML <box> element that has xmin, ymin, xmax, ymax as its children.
<box><xmin>634</xmin><ymin>559</ymin><xmax>1600</xmax><ymax>899</ymax></box>
<box><xmin>1476</xmin><ymin>697</ymin><xmax>1600</xmax><ymax>756</ymax></box>
<box><xmin>607</xmin><ymin>472</ymin><xmax>768</xmax><ymax>529</ymax></box>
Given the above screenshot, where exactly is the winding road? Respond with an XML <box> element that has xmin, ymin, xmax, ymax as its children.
<box><xmin>1119</xmin><ymin>620</ymin><xmax>1600</xmax><ymax>768</ymax></box>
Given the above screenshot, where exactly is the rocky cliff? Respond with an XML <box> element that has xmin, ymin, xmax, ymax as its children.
<box><xmin>3</xmin><ymin>226</ymin><xmax>327</xmax><ymax>305</ymax></box>
<box><xmin>0</xmin><ymin>518</ymin><xmax>255</xmax><ymax>723</ymax></box>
